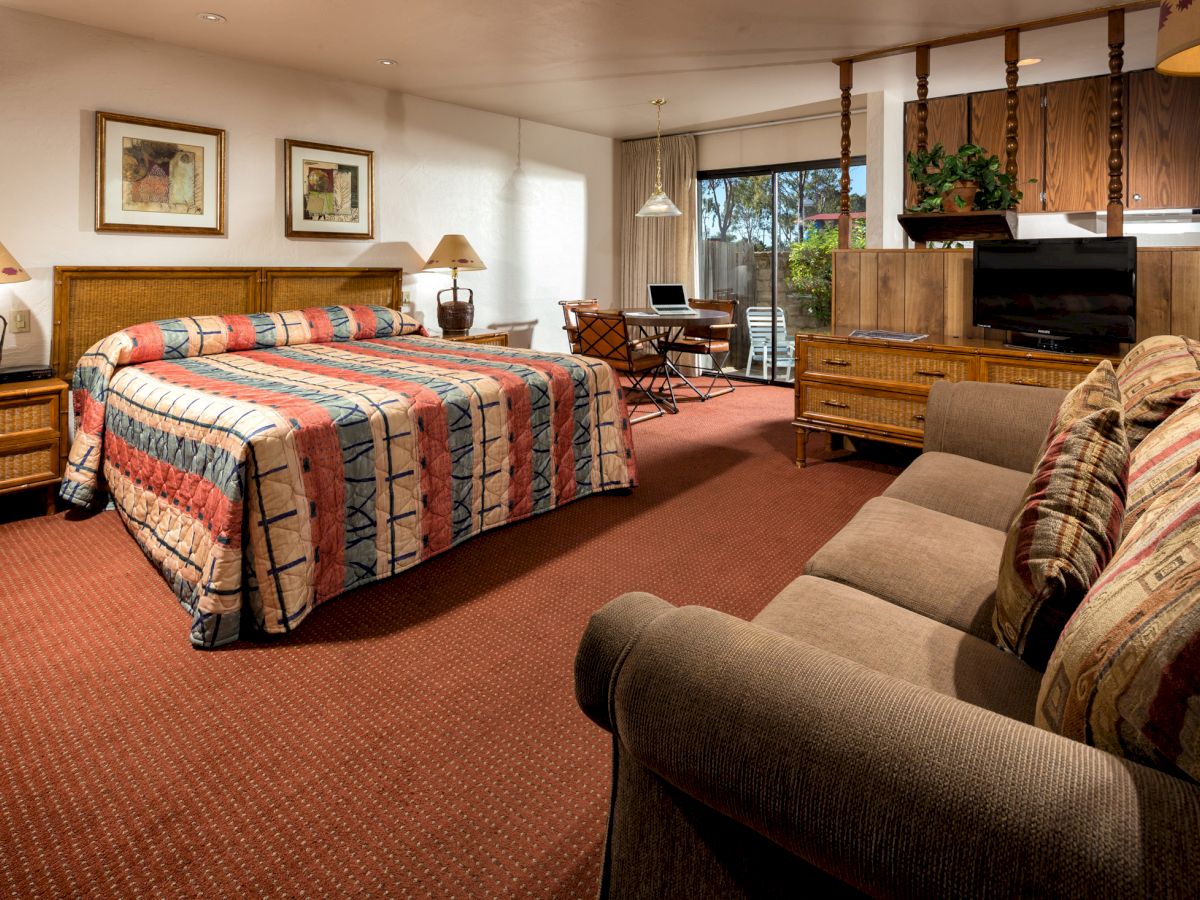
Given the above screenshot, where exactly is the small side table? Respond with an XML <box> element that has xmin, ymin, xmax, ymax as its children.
<box><xmin>0</xmin><ymin>377</ymin><xmax>70</xmax><ymax>515</ymax></box>
<box><xmin>432</xmin><ymin>331</ymin><xmax>509</xmax><ymax>348</ymax></box>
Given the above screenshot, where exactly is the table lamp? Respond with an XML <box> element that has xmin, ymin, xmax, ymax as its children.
<box><xmin>421</xmin><ymin>234</ymin><xmax>486</xmax><ymax>337</ymax></box>
<box><xmin>0</xmin><ymin>240</ymin><xmax>31</xmax><ymax>369</ymax></box>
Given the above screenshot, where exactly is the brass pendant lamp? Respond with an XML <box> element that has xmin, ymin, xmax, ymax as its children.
<box><xmin>635</xmin><ymin>99</ymin><xmax>682</xmax><ymax>218</ymax></box>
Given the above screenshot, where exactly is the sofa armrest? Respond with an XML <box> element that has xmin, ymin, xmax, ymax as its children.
<box><xmin>924</xmin><ymin>380</ymin><xmax>1066</xmax><ymax>472</ymax></box>
<box><xmin>577</xmin><ymin>596</ymin><xmax>1200</xmax><ymax>898</ymax></box>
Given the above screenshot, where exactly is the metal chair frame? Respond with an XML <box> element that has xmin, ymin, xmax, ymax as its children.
<box><xmin>575</xmin><ymin>309</ymin><xmax>676</xmax><ymax>423</ymax></box>
<box><xmin>661</xmin><ymin>298</ymin><xmax>738</xmax><ymax>400</ymax></box>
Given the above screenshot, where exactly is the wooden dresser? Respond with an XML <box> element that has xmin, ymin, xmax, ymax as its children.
<box><xmin>0</xmin><ymin>377</ymin><xmax>70</xmax><ymax>513</ymax></box>
<box><xmin>793</xmin><ymin>332</ymin><xmax>1116</xmax><ymax>467</ymax></box>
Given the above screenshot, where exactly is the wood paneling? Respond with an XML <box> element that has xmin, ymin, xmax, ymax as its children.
<box><xmin>1128</xmin><ymin>69</ymin><xmax>1200</xmax><ymax>210</ymax></box>
<box><xmin>969</xmin><ymin>85</ymin><xmax>1045</xmax><ymax>212</ymax></box>
<box><xmin>903</xmin><ymin>95</ymin><xmax>969</xmax><ymax>208</ymax></box>
<box><xmin>1044</xmin><ymin>76</ymin><xmax>1109</xmax><ymax>212</ymax></box>
<box><xmin>832</xmin><ymin>248</ymin><xmax>1200</xmax><ymax>345</ymax></box>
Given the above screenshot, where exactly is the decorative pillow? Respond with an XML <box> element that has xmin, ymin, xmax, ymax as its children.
<box><xmin>1037</xmin><ymin>470</ymin><xmax>1200</xmax><ymax>782</ymax></box>
<box><xmin>1115</xmin><ymin>335</ymin><xmax>1200</xmax><ymax>449</ymax></box>
<box><xmin>1125</xmin><ymin>392</ymin><xmax>1200</xmax><ymax>535</ymax></box>
<box><xmin>1035</xmin><ymin>360</ymin><xmax>1123</xmax><ymax>460</ymax></box>
<box><xmin>994</xmin><ymin>395</ymin><xmax>1128</xmax><ymax>668</ymax></box>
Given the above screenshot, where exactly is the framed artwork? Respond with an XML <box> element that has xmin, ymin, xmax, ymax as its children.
<box><xmin>284</xmin><ymin>139</ymin><xmax>375</xmax><ymax>240</ymax></box>
<box><xmin>95</xmin><ymin>111</ymin><xmax>226</xmax><ymax>235</ymax></box>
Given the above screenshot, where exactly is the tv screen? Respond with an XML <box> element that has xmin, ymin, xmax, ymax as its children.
<box><xmin>973</xmin><ymin>237</ymin><xmax>1137</xmax><ymax>344</ymax></box>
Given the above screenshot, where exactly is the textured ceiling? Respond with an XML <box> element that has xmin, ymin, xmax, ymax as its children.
<box><xmin>0</xmin><ymin>1</ymin><xmax>1157</xmax><ymax>137</ymax></box>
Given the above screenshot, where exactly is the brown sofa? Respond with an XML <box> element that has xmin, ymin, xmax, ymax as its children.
<box><xmin>575</xmin><ymin>379</ymin><xmax>1200</xmax><ymax>898</ymax></box>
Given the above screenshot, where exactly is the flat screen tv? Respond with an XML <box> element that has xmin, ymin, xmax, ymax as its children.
<box><xmin>973</xmin><ymin>236</ymin><xmax>1137</xmax><ymax>353</ymax></box>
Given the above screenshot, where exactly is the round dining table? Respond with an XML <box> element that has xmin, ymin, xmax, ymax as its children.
<box><xmin>622</xmin><ymin>307</ymin><xmax>732</xmax><ymax>412</ymax></box>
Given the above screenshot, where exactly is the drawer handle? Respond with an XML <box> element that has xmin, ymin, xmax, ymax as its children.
<box><xmin>912</xmin><ymin>414</ymin><xmax>926</xmax><ymax>422</ymax></box>
<box><xmin>821</xmin><ymin>399</ymin><xmax>850</xmax><ymax>409</ymax></box>
<box><xmin>915</xmin><ymin>369</ymin><xmax>945</xmax><ymax>378</ymax></box>
<box><xmin>1013</xmin><ymin>378</ymin><xmax>1043</xmax><ymax>387</ymax></box>
<box><xmin>823</xmin><ymin>358</ymin><xmax>851</xmax><ymax>367</ymax></box>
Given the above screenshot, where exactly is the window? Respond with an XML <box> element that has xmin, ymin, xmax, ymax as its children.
<box><xmin>698</xmin><ymin>160</ymin><xmax>866</xmax><ymax>383</ymax></box>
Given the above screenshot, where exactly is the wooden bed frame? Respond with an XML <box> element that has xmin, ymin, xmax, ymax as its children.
<box><xmin>51</xmin><ymin>266</ymin><xmax>403</xmax><ymax>381</ymax></box>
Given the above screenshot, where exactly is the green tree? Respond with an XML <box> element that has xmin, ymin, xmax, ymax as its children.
<box><xmin>787</xmin><ymin>219</ymin><xmax>866</xmax><ymax>325</ymax></box>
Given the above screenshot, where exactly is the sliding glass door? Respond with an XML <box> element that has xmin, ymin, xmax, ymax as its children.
<box><xmin>698</xmin><ymin>159</ymin><xmax>866</xmax><ymax>384</ymax></box>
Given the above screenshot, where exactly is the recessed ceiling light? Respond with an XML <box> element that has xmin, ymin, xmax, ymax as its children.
<box><xmin>1017</xmin><ymin>57</ymin><xmax>1042</xmax><ymax>66</ymax></box>
<box><xmin>378</xmin><ymin>58</ymin><xmax>398</xmax><ymax>66</ymax></box>
<box><xmin>196</xmin><ymin>12</ymin><xmax>226</xmax><ymax>23</ymax></box>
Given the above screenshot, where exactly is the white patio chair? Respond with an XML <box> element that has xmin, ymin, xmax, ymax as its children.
<box><xmin>744</xmin><ymin>307</ymin><xmax>795</xmax><ymax>380</ymax></box>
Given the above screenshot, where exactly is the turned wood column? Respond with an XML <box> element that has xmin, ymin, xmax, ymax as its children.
<box><xmin>915</xmin><ymin>46</ymin><xmax>930</xmax><ymax>153</ymax></box>
<box><xmin>1108</xmin><ymin>9</ymin><xmax>1125</xmax><ymax>237</ymax></box>
<box><xmin>1004</xmin><ymin>29</ymin><xmax>1020</xmax><ymax>181</ymax></box>
<box><xmin>839</xmin><ymin>60</ymin><xmax>853</xmax><ymax>249</ymax></box>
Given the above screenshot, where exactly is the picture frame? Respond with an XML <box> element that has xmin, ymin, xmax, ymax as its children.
<box><xmin>284</xmin><ymin>139</ymin><xmax>375</xmax><ymax>240</ymax></box>
<box><xmin>95</xmin><ymin>111</ymin><xmax>226</xmax><ymax>235</ymax></box>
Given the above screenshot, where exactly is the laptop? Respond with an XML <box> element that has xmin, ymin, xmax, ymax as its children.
<box><xmin>646</xmin><ymin>283</ymin><xmax>697</xmax><ymax>315</ymax></box>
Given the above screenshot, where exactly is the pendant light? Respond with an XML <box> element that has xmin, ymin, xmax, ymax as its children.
<box><xmin>635</xmin><ymin>99</ymin><xmax>682</xmax><ymax>218</ymax></box>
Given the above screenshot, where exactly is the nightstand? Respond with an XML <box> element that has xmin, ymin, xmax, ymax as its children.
<box><xmin>0</xmin><ymin>377</ymin><xmax>69</xmax><ymax>515</ymax></box>
<box><xmin>434</xmin><ymin>331</ymin><xmax>509</xmax><ymax>347</ymax></box>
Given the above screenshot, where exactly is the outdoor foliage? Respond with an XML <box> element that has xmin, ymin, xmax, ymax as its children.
<box><xmin>786</xmin><ymin>218</ymin><xmax>866</xmax><ymax>326</ymax></box>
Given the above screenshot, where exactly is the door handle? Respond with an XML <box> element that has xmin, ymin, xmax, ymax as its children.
<box><xmin>913</xmin><ymin>413</ymin><xmax>926</xmax><ymax>422</ymax></box>
<box><xmin>823</xmin><ymin>358</ymin><xmax>851</xmax><ymax>367</ymax></box>
<box><xmin>820</xmin><ymin>399</ymin><xmax>850</xmax><ymax>409</ymax></box>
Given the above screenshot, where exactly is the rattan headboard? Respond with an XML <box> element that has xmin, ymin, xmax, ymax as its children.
<box><xmin>52</xmin><ymin>266</ymin><xmax>402</xmax><ymax>380</ymax></box>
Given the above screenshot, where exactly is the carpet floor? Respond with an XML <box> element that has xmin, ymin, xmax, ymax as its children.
<box><xmin>0</xmin><ymin>384</ymin><xmax>910</xmax><ymax>898</ymax></box>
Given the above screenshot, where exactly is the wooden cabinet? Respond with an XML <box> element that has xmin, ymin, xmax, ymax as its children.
<box><xmin>1127</xmin><ymin>69</ymin><xmax>1200</xmax><ymax>211</ymax></box>
<box><xmin>0</xmin><ymin>378</ymin><xmax>69</xmax><ymax>514</ymax></box>
<box><xmin>903</xmin><ymin>95</ymin><xmax>969</xmax><ymax>209</ymax></box>
<box><xmin>1043</xmin><ymin>76</ymin><xmax>1111</xmax><ymax>213</ymax></box>
<box><xmin>969</xmin><ymin>84</ymin><xmax>1045</xmax><ymax>212</ymax></box>
<box><xmin>793</xmin><ymin>333</ymin><xmax>1112</xmax><ymax>467</ymax></box>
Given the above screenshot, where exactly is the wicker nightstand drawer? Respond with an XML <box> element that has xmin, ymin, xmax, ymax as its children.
<box><xmin>0</xmin><ymin>392</ymin><xmax>57</xmax><ymax>439</ymax></box>
<box><xmin>0</xmin><ymin>442</ymin><xmax>57</xmax><ymax>491</ymax></box>
<box><xmin>803</xmin><ymin>343</ymin><xmax>971</xmax><ymax>386</ymax></box>
<box><xmin>438</xmin><ymin>331</ymin><xmax>509</xmax><ymax>347</ymax></box>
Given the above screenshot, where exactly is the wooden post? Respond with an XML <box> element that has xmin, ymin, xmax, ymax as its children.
<box><xmin>1108</xmin><ymin>9</ymin><xmax>1125</xmax><ymax>237</ymax></box>
<box><xmin>915</xmin><ymin>45</ymin><xmax>930</xmax><ymax>153</ymax></box>
<box><xmin>839</xmin><ymin>60</ymin><xmax>853</xmax><ymax>250</ymax></box>
<box><xmin>1004</xmin><ymin>29</ymin><xmax>1020</xmax><ymax>181</ymax></box>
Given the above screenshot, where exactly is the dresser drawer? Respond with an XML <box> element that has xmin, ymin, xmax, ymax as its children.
<box><xmin>981</xmin><ymin>359</ymin><xmax>1098</xmax><ymax>390</ymax></box>
<box><xmin>0</xmin><ymin>392</ymin><xmax>58</xmax><ymax>440</ymax></box>
<box><xmin>800</xmin><ymin>384</ymin><xmax>929</xmax><ymax>434</ymax></box>
<box><xmin>801</xmin><ymin>342</ymin><xmax>971</xmax><ymax>386</ymax></box>
<box><xmin>0</xmin><ymin>441</ymin><xmax>58</xmax><ymax>491</ymax></box>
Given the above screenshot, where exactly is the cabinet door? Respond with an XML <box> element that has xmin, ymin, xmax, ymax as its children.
<box><xmin>1128</xmin><ymin>69</ymin><xmax>1200</xmax><ymax>210</ymax></box>
<box><xmin>1044</xmin><ymin>76</ymin><xmax>1109</xmax><ymax>212</ymax></box>
<box><xmin>903</xmin><ymin>95</ymin><xmax>969</xmax><ymax>209</ymax></box>
<box><xmin>969</xmin><ymin>85</ymin><xmax>1045</xmax><ymax>212</ymax></box>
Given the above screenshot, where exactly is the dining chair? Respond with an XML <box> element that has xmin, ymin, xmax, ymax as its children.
<box><xmin>660</xmin><ymin>298</ymin><xmax>738</xmax><ymax>399</ymax></box>
<box><xmin>559</xmin><ymin>299</ymin><xmax>600</xmax><ymax>353</ymax></box>
<box><xmin>744</xmin><ymin>306</ymin><xmax>796</xmax><ymax>380</ymax></box>
<box><xmin>574</xmin><ymin>309</ymin><xmax>674</xmax><ymax>423</ymax></box>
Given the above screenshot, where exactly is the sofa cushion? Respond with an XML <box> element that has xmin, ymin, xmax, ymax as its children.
<box><xmin>883</xmin><ymin>451</ymin><xmax>1030</xmax><ymax>532</ymax></box>
<box><xmin>1042</xmin><ymin>360</ymin><xmax>1123</xmax><ymax>448</ymax></box>
<box><xmin>755</xmin><ymin>575</ymin><xmax>1041</xmax><ymax>723</ymax></box>
<box><xmin>993</xmin><ymin>404</ymin><xmax>1128</xmax><ymax>670</ymax></box>
<box><xmin>1115</xmin><ymin>334</ymin><xmax>1200</xmax><ymax>449</ymax></box>
<box><xmin>1037</xmin><ymin>471</ymin><xmax>1200</xmax><ymax>782</ymax></box>
<box><xmin>803</xmin><ymin>496</ymin><xmax>1005</xmax><ymax>640</ymax></box>
<box><xmin>1126</xmin><ymin>392</ymin><xmax>1200</xmax><ymax>535</ymax></box>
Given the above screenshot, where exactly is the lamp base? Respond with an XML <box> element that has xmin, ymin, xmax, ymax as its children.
<box><xmin>436</xmin><ymin>285</ymin><xmax>475</xmax><ymax>336</ymax></box>
<box><xmin>439</xmin><ymin>327</ymin><xmax>471</xmax><ymax>339</ymax></box>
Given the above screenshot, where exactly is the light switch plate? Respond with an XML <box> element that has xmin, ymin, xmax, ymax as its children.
<box><xmin>11</xmin><ymin>310</ymin><xmax>30</xmax><ymax>333</ymax></box>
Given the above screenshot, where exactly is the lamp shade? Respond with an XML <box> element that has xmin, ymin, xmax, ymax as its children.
<box><xmin>421</xmin><ymin>234</ymin><xmax>486</xmax><ymax>272</ymax></box>
<box><xmin>0</xmin><ymin>241</ymin><xmax>30</xmax><ymax>284</ymax></box>
<box><xmin>635</xmin><ymin>190</ymin><xmax>682</xmax><ymax>217</ymax></box>
<box><xmin>1157</xmin><ymin>0</ymin><xmax>1200</xmax><ymax>76</ymax></box>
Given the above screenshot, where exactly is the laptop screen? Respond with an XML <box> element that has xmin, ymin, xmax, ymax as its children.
<box><xmin>647</xmin><ymin>284</ymin><xmax>688</xmax><ymax>309</ymax></box>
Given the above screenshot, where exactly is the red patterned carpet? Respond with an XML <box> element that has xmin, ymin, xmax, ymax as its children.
<box><xmin>0</xmin><ymin>384</ymin><xmax>909</xmax><ymax>898</ymax></box>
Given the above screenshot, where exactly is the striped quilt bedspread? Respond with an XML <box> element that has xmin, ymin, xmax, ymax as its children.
<box><xmin>61</xmin><ymin>305</ymin><xmax>637</xmax><ymax>647</ymax></box>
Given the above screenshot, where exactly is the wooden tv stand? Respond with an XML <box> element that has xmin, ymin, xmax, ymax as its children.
<box><xmin>793</xmin><ymin>330</ymin><xmax>1120</xmax><ymax>468</ymax></box>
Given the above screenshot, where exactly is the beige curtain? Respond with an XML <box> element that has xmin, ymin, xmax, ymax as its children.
<box><xmin>619</xmin><ymin>134</ymin><xmax>697</xmax><ymax>308</ymax></box>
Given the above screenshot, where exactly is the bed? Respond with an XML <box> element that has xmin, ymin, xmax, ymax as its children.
<box><xmin>55</xmin><ymin>267</ymin><xmax>637</xmax><ymax>647</ymax></box>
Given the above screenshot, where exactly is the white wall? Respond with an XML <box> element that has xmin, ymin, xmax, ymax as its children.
<box><xmin>0</xmin><ymin>8</ymin><xmax>617</xmax><ymax>370</ymax></box>
<box><xmin>695</xmin><ymin>107</ymin><xmax>866</xmax><ymax>171</ymax></box>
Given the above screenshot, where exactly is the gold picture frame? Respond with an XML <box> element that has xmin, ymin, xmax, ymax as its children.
<box><xmin>284</xmin><ymin>139</ymin><xmax>375</xmax><ymax>240</ymax></box>
<box><xmin>95</xmin><ymin>111</ymin><xmax>227</xmax><ymax>235</ymax></box>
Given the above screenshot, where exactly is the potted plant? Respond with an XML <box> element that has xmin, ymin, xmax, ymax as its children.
<box><xmin>906</xmin><ymin>143</ymin><xmax>1032</xmax><ymax>213</ymax></box>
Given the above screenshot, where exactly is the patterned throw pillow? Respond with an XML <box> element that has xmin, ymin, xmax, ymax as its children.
<box><xmin>1125</xmin><ymin>392</ymin><xmax>1200</xmax><ymax>535</ymax></box>
<box><xmin>1116</xmin><ymin>335</ymin><xmax>1200</xmax><ymax>449</ymax></box>
<box><xmin>1033</xmin><ymin>359</ymin><xmax>1123</xmax><ymax>462</ymax></box>
<box><xmin>1037</xmin><ymin>470</ymin><xmax>1200</xmax><ymax>782</ymax></box>
<box><xmin>994</xmin><ymin>365</ymin><xmax>1128</xmax><ymax>669</ymax></box>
